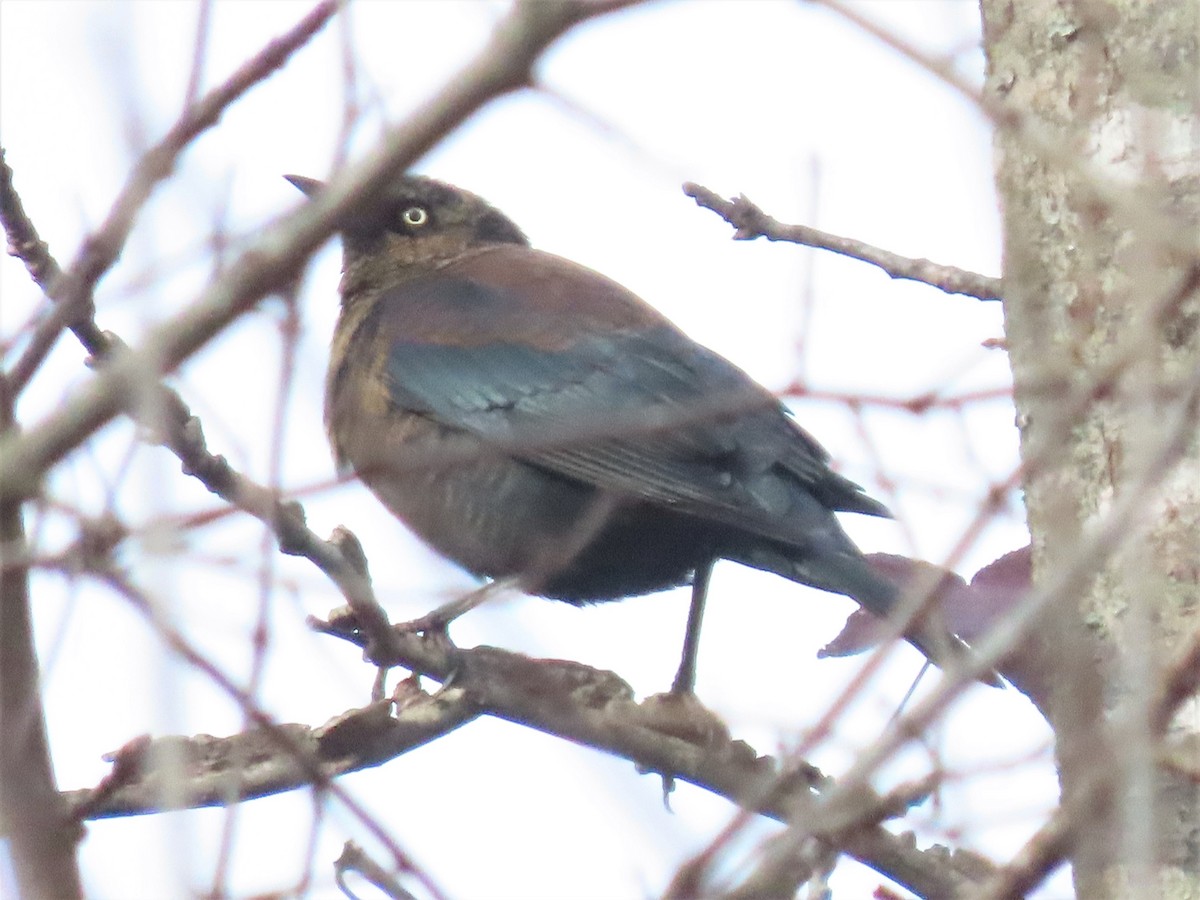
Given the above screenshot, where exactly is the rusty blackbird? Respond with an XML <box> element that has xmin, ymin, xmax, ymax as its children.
<box><xmin>288</xmin><ymin>173</ymin><xmax>986</xmax><ymax>692</ymax></box>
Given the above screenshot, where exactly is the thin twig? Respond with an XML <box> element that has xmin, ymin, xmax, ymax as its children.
<box><xmin>1</xmin><ymin>134</ymin><xmax>384</xmax><ymax>612</ymax></box>
<box><xmin>683</xmin><ymin>181</ymin><xmax>1003</xmax><ymax>301</ymax></box>
<box><xmin>813</xmin><ymin>0</ymin><xmax>1195</xmax><ymax>264</ymax></box>
<box><xmin>335</xmin><ymin>841</ymin><xmax>417</xmax><ymax>900</ymax></box>
<box><xmin>75</xmin><ymin>567</ymin><xmax>453</xmax><ymax>900</ymax></box>
<box><xmin>4</xmin><ymin>0</ymin><xmax>340</xmax><ymax>395</ymax></box>
<box><xmin>754</xmin><ymin>356</ymin><xmax>1200</xmax><ymax>886</ymax></box>
<box><xmin>971</xmin><ymin>630</ymin><xmax>1200</xmax><ymax>899</ymax></box>
<box><xmin>0</xmin><ymin>0</ymin><xmax>642</xmax><ymax>505</ymax></box>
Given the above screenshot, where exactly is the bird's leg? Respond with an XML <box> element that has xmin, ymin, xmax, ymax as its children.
<box><xmin>396</xmin><ymin>578</ymin><xmax>518</xmax><ymax>634</ymax></box>
<box><xmin>671</xmin><ymin>558</ymin><xmax>715</xmax><ymax>695</ymax></box>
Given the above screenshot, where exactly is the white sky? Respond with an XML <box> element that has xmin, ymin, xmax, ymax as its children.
<box><xmin>0</xmin><ymin>2</ymin><xmax>1062</xmax><ymax>898</ymax></box>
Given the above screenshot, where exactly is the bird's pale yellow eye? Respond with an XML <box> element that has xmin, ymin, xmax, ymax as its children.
<box><xmin>401</xmin><ymin>206</ymin><xmax>429</xmax><ymax>228</ymax></box>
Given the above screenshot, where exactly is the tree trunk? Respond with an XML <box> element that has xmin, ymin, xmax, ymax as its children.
<box><xmin>980</xmin><ymin>0</ymin><xmax>1199</xmax><ymax>895</ymax></box>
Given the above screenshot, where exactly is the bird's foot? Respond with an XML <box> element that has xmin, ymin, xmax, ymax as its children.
<box><xmin>635</xmin><ymin>691</ymin><xmax>731</xmax><ymax>810</ymax></box>
<box><xmin>395</xmin><ymin>578</ymin><xmax>517</xmax><ymax>635</ymax></box>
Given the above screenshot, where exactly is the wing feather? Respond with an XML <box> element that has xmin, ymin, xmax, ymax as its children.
<box><xmin>377</xmin><ymin>260</ymin><xmax>889</xmax><ymax>544</ymax></box>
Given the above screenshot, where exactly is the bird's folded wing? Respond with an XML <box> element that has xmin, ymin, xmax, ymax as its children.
<box><xmin>376</xmin><ymin>275</ymin><xmax>889</xmax><ymax>542</ymax></box>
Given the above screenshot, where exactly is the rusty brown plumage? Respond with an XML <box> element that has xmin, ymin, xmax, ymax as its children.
<box><xmin>289</xmin><ymin>173</ymin><xmax>995</xmax><ymax>692</ymax></box>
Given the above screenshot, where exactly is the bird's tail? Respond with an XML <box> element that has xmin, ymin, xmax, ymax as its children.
<box><xmin>737</xmin><ymin>538</ymin><xmax>1001</xmax><ymax>686</ymax></box>
<box><xmin>829</xmin><ymin>556</ymin><xmax>986</xmax><ymax>677</ymax></box>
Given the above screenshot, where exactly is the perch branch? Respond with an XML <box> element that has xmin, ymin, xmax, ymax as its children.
<box><xmin>71</xmin><ymin>612</ymin><xmax>981</xmax><ymax>900</ymax></box>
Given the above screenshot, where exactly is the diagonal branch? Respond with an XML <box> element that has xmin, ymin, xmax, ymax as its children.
<box><xmin>0</xmin><ymin>0</ymin><xmax>651</xmax><ymax>640</ymax></box>
<box><xmin>0</xmin><ymin>0</ymin><xmax>642</xmax><ymax>505</ymax></box>
<box><xmin>970</xmin><ymin>630</ymin><xmax>1200</xmax><ymax>899</ymax></box>
<box><xmin>4</xmin><ymin>0</ymin><xmax>340</xmax><ymax>395</ymax></box>
<box><xmin>814</xmin><ymin>0</ymin><xmax>1196</xmax><ymax>264</ymax></box>
<box><xmin>70</xmin><ymin>566</ymin><xmax>452</xmax><ymax>900</ymax></box>
<box><xmin>3</xmin><ymin>6</ymin><xmax>1020</xmax><ymax>897</ymax></box>
<box><xmin>734</xmin><ymin>354</ymin><xmax>1200</xmax><ymax>890</ymax></box>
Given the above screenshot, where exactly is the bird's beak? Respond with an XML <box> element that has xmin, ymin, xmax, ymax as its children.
<box><xmin>284</xmin><ymin>174</ymin><xmax>324</xmax><ymax>197</ymax></box>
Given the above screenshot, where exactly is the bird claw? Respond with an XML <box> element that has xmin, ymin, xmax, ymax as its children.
<box><xmin>395</xmin><ymin>579</ymin><xmax>517</xmax><ymax>635</ymax></box>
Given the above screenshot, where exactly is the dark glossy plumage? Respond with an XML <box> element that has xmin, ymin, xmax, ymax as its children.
<box><xmin>289</xmin><ymin>173</ymin><xmax>981</xmax><ymax>686</ymax></box>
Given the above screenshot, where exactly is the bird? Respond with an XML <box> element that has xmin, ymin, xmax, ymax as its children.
<box><xmin>287</xmin><ymin>173</ymin><xmax>992</xmax><ymax>693</ymax></box>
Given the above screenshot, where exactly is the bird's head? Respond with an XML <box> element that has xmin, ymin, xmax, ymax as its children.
<box><xmin>285</xmin><ymin>173</ymin><xmax>528</xmax><ymax>302</ymax></box>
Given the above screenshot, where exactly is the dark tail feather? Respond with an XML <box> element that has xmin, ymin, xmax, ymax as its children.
<box><xmin>741</xmin><ymin>540</ymin><xmax>1003</xmax><ymax>687</ymax></box>
<box><xmin>821</xmin><ymin>553</ymin><xmax>1003</xmax><ymax>688</ymax></box>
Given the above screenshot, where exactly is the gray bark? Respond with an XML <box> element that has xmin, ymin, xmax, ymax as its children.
<box><xmin>981</xmin><ymin>0</ymin><xmax>1200</xmax><ymax>895</ymax></box>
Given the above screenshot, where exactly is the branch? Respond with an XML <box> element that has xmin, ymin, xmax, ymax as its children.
<box><xmin>683</xmin><ymin>181</ymin><xmax>1003</xmax><ymax>301</ymax></box>
<box><xmin>814</xmin><ymin>0</ymin><xmax>1195</xmax><ymax>264</ymax></box>
<box><xmin>335</xmin><ymin>841</ymin><xmax>418</xmax><ymax>900</ymax></box>
<box><xmin>0</xmin><ymin>2</ymin><xmax>639</xmax><ymax>892</ymax></box>
<box><xmin>746</xmin><ymin>355</ymin><xmax>1200</xmax><ymax>885</ymax></box>
<box><xmin>0</xmin><ymin>0</ymin><xmax>641</xmax><ymax>504</ymax></box>
<box><xmin>0</xmin><ymin>0</ymin><xmax>652</xmax><ymax>643</ymax></box>
<box><xmin>3</xmin><ymin>0</ymin><xmax>340</xmax><ymax>395</ymax></box>
<box><xmin>0</xmin><ymin>2</ymin><xmax>347</xmax><ymax>587</ymax></box>
<box><xmin>0</xmin><ymin>375</ymin><xmax>83</xmax><ymax>897</ymax></box>
<box><xmin>67</xmin><ymin>681</ymin><xmax>478</xmax><ymax>821</ymax></box>
<box><xmin>66</xmin><ymin>567</ymin><xmax>451</xmax><ymax>900</ymax></box>
<box><xmin>971</xmin><ymin>630</ymin><xmax>1200</xmax><ymax>899</ymax></box>
<box><xmin>1</xmin><ymin>152</ymin><xmax>384</xmax><ymax>626</ymax></box>
<box><xmin>71</xmin><ymin>614</ymin><xmax>980</xmax><ymax>900</ymax></box>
